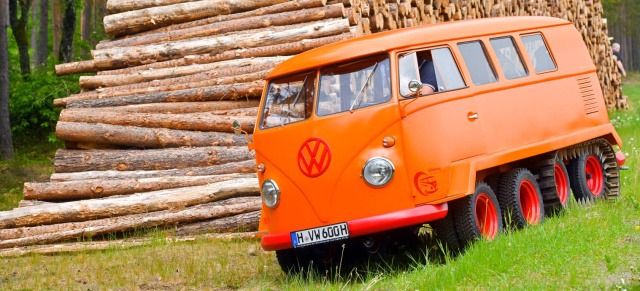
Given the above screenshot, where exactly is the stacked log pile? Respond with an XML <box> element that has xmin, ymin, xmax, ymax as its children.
<box><xmin>1</xmin><ymin>0</ymin><xmax>623</xmax><ymax>252</ymax></box>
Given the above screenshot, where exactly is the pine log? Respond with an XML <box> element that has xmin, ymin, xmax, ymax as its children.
<box><xmin>99</xmin><ymin>32</ymin><xmax>352</xmax><ymax>75</ymax></box>
<box><xmin>59</xmin><ymin>71</ymin><xmax>269</xmax><ymax>105</ymax></box>
<box><xmin>50</xmin><ymin>160</ymin><xmax>256</xmax><ymax>182</ymax></box>
<box><xmin>78</xmin><ymin>57</ymin><xmax>286</xmax><ymax>89</ymax></box>
<box><xmin>54</xmin><ymin>146</ymin><xmax>254</xmax><ymax>173</ymax></box>
<box><xmin>93</xmin><ymin>102</ymin><xmax>259</xmax><ymax>114</ymax></box>
<box><xmin>17</xmin><ymin>200</ymin><xmax>52</xmax><ymax>208</ymax></box>
<box><xmin>176</xmin><ymin>210</ymin><xmax>260</xmax><ymax>236</ymax></box>
<box><xmin>98</xmin><ymin>4</ymin><xmax>346</xmax><ymax>49</ymax></box>
<box><xmin>55</xmin><ymin>122</ymin><xmax>249</xmax><ymax>149</ymax></box>
<box><xmin>0</xmin><ymin>197</ymin><xmax>260</xmax><ymax>241</ymax></box>
<box><xmin>23</xmin><ymin>173</ymin><xmax>258</xmax><ymax>200</ymax></box>
<box><xmin>103</xmin><ymin>0</ymin><xmax>290</xmax><ymax>36</ymax></box>
<box><xmin>0</xmin><ymin>177</ymin><xmax>259</xmax><ymax>229</ymax></box>
<box><xmin>128</xmin><ymin>0</ymin><xmax>327</xmax><ymax>37</ymax></box>
<box><xmin>0</xmin><ymin>199</ymin><xmax>261</xmax><ymax>248</ymax></box>
<box><xmin>55</xmin><ymin>60</ymin><xmax>98</xmax><ymax>76</ymax></box>
<box><xmin>93</xmin><ymin>18</ymin><xmax>351</xmax><ymax>68</ymax></box>
<box><xmin>66</xmin><ymin>81</ymin><xmax>264</xmax><ymax>108</ymax></box>
<box><xmin>0</xmin><ymin>232</ymin><xmax>258</xmax><ymax>257</ymax></box>
<box><xmin>59</xmin><ymin>110</ymin><xmax>256</xmax><ymax>133</ymax></box>
<box><xmin>54</xmin><ymin>64</ymin><xmax>274</xmax><ymax>108</ymax></box>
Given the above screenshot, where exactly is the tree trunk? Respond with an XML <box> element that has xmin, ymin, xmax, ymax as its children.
<box><xmin>30</xmin><ymin>0</ymin><xmax>37</xmax><ymax>67</ymax></box>
<box><xmin>0</xmin><ymin>232</ymin><xmax>257</xmax><ymax>257</ymax></box>
<box><xmin>0</xmin><ymin>198</ymin><xmax>261</xmax><ymax>247</ymax></box>
<box><xmin>54</xmin><ymin>60</ymin><xmax>98</xmax><ymax>76</ymax></box>
<box><xmin>59</xmin><ymin>109</ymin><xmax>256</xmax><ymax>133</ymax></box>
<box><xmin>58</xmin><ymin>70</ymin><xmax>269</xmax><ymax>104</ymax></box>
<box><xmin>50</xmin><ymin>159</ymin><xmax>256</xmax><ymax>182</ymax></box>
<box><xmin>0</xmin><ymin>177</ymin><xmax>259</xmax><ymax>229</ymax></box>
<box><xmin>58</xmin><ymin>101</ymin><xmax>258</xmax><ymax>115</ymax></box>
<box><xmin>103</xmin><ymin>0</ymin><xmax>290</xmax><ymax>35</ymax></box>
<box><xmin>66</xmin><ymin>81</ymin><xmax>264</xmax><ymax>108</ymax></box>
<box><xmin>24</xmin><ymin>173</ymin><xmax>257</xmax><ymax>200</ymax></box>
<box><xmin>0</xmin><ymin>0</ymin><xmax>14</xmax><ymax>160</ymax></box>
<box><xmin>98</xmin><ymin>4</ymin><xmax>346</xmax><ymax>49</ymax></box>
<box><xmin>52</xmin><ymin>0</ymin><xmax>62</xmax><ymax>58</ymax></box>
<box><xmin>81</xmin><ymin>0</ymin><xmax>92</xmax><ymax>56</ymax></box>
<box><xmin>9</xmin><ymin>0</ymin><xmax>33</xmax><ymax>74</ymax></box>
<box><xmin>92</xmin><ymin>18</ymin><xmax>351</xmax><ymax>68</ymax></box>
<box><xmin>99</xmin><ymin>33</ymin><xmax>352</xmax><ymax>75</ymax></box>
<box><xmin>59</xmin><ymin>0</ymin><xmax>76</xmax><ymax>62</ymax></box>
<box><xmin>36</xmin><ymin>0</ymin><xmax>48</xmax><ymax>67</ymax></box>
<box><xmin>55</xmin><ymin>122</ymin><xmax>249</xmax><ymax>148</ymax></box>
<box><xmin>78</xmin><ymin>56</ymin><xmax>286</xmax><ymax>89</ymax></box>
<box><xmin>54</xmin><ymin>146</ymin><xmax>255</xmax><ymax>172</ymax></box>
<box><xmin>176</xmin><ymin>210</ymin><xmax>259</xmax><ymax>236</ymax></box>
<box><xmin>132</xmin><ymin>0</ymin><xmax>327</xmax><ymax>37</ymax></box>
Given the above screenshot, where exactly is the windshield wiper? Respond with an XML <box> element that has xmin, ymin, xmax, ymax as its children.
<box><xmin>350</xmin><ymin>62</ymin><xmax>379</xmax><ymax>113</ymax></box>
<box><xmin>281</xmin><ymin>76</ymin><xmax>309</xmax><ymax>126</ymax></box>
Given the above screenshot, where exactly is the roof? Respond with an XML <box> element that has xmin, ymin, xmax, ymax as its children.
<box><xmin>267</xmin><ymin>16</ymin><xmax>571</xmax><ymax>79</ymax></box>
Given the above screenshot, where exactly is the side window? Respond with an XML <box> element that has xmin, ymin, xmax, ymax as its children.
<box><xmin>489</xmin><ymin>37</ymin><xmax>528</xmax><ymax>80</ymax></box>
<box><xmin>521</xmin><ymin>34</ymin><xmax>556</xmax><ymax>73</ymax></box>
<box><xmin>458</xmin><ymin>41</ymin><xmax>498</xmax><ymax>86</ymax></box>
<box><xmin>398</xmin><ymin>47</ymin><xmax>465</xmax><ymax>97</ymax></box>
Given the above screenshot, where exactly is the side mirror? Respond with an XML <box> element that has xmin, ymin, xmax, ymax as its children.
<box><xmin>232</xmin><ymin>120</ymin><xmax>242</xmax><ymax>135</ymax></box>
<box><xmin>408</xmin><ymin>80</ymin><xmax>422</xmax><ymax>93</ymax></box>
<box><xmin>231</xmin><ymin>120</ymin><xmax>254</xmax><ymax>150</ymax></box>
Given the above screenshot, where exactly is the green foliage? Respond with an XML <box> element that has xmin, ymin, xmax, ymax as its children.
<box><xmin>6</xmin><ymin>28</ymin><xmax>81</xmax><ymax>143</ymax></box>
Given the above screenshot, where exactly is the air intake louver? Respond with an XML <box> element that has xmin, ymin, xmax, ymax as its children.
<box><xmin>577</xmin><ymin>76</ymin><xmax>598</xmax><ymax>115</ymax></box>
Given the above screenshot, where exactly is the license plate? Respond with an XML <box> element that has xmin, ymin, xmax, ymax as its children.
<box><xmin>290</xmin><ymin>222</ymin><xmax>349</xmax><ymax>248</ymax></box>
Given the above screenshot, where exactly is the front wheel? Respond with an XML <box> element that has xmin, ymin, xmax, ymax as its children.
<box><xmin>451</xmin><ymin>182</ymin><xmax>502</xmax><ymax>248</ymax></box>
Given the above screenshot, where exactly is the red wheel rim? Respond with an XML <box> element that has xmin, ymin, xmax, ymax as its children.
<box><xmin>475</xmin><ymin>193</ymin><xmax>499</xmax><ymax>240</ymax></box>
<box><xmin>519</xmin><ymin>180</ymin><xmax>541</xmax><ymax>225</ymax></box>
<box><xmin>585</xmin><ymin>155</ymin><xmax>604</xmax><ymax>196</ymax></box>
<box><xmin>554</xmin><ymin>163</ymin><xmax>569</xmax><ymax>205</ymax></box>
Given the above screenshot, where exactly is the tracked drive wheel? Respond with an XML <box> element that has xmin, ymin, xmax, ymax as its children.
<box><xmin>554</xmin><ymin>160</ymin><xmax>571</xmax><ymax>207</ymax></box>
<box><xmin>498</xmin><ymin>168</ymin><xmax>544</xmax><ymax>228</ymax></box>
<box><xmin>430</xmin><ymin>212</ymin><xmax>462</xmax><ymax>255</ymax></box>
<box><xmin>569</xmin><ymin>153</ymin><xmax>606</xmax><ymax>200</ymax></box>
<box><xmin>451</xmin><ymin>182</ymin><xmax>502</xmax><ymax>248</ymax></box>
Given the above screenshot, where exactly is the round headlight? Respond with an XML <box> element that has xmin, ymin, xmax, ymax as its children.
<box><xmin>362</xmin><ymin>157</ymin><xmax>395</xmax><ymax>187</ymax></box>
<box><xmin>261</xmin><ymin>179</ymin><xmax>280</xmax><ymax>208</ymax></box>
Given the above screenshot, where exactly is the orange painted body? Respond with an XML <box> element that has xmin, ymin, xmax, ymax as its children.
<box><xmin>253</xmin><ymin>17</ymin><xmax>622</xmax><ymax>251</ymax></box>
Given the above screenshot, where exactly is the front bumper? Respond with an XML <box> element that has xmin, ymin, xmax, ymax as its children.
<box><xmin>261</xmin><ymin>203</ymin><xmax>448</xmax><ymax>251</ymax></box>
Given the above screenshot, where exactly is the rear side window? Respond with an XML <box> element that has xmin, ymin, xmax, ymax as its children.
<box><xmin>490</xmin><ymin>37</ymin><xmax>528</xmax><ymax>80</ymax></box>
<box><xmin>458</xmin><ymin>41</ymin><xmax>498</xmax><ymax>86</ymax></box>
<box><xmin>521</xmin><ymin>34</ymin><xmax>556</xmax><ymax>73</ymax></box>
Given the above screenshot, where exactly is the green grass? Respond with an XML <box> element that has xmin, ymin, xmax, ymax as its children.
<box><xmin>1</xmin><ymin>74</ymin><xmax>640</xmax><ymax>289</ymax></box>
<box><xmin>0</xmin><ymin>141</ymin><xmax>59</xmax><ymax>211</ymax></box>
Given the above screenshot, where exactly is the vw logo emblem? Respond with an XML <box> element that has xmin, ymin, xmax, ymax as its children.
<box><xmin>297</xmin><ymin>138</ymin><xmax>331</xmax><ymax>177</ymax></box>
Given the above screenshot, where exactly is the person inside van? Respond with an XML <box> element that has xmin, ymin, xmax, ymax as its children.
<box><xmin>417</xmin><ymin>51</ymin><xmax>437</xmax><ymax>94</ymax></box>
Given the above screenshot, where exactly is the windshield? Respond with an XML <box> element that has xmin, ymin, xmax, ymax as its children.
<box><xmin>317</xmin><ymin>54</ymin><xmax>391</xmax><ymax>116</ymax></box>
<box><xmin>260</xmin><ymin>71</ymin><xmax>316</xmax><ymax>129</ymax></box>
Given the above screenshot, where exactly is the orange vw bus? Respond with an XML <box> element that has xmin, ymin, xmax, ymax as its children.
<box><xmin>246</xmin><ymin>16</ymin><xmax>625</xmax><ymax>273</ymax></box>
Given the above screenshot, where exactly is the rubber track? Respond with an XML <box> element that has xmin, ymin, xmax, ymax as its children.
<box><xmin>557</xmin><ymin>138</ymin><xmax>620</xmax><ymax>200</ymax></box>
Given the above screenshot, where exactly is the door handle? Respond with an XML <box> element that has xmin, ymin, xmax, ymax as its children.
<box><xmin>467</xmin><ymin>112</ymin><xmax>479</xmax><ymax>121</ymax></box>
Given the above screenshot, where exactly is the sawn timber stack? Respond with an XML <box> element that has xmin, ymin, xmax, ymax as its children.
<box><xmin>3</xmin><ymin>0</ymin><xmax>625</xmax><ymax>252</ymax></box>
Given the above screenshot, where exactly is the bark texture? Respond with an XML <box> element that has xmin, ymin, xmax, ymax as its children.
<box><xmin>49</xmin><ymin>160</ymin><xmax>256</xmax><ymax>182</ymax></box>
<box><xmin>103</xmin><ymin>0</ymin><xmax>290</xmax><ymax>35</ymax></box>
<box><xmin>0</xmin><ymin>177</ymin><xmax>259</xmax><ymax>229</ymax></box>
<box><xmin>54</xmin><ymin>146</ymin><xmax>254</xmax><ymax>172</ymax></box>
